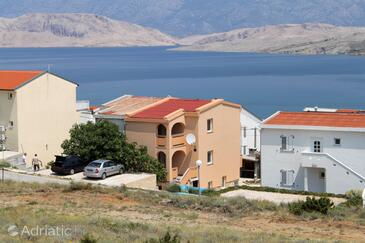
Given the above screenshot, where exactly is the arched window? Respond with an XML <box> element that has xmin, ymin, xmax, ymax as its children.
<box><xmin>157</xmin><ymin>124</ymin><xmax>167</xmax><ymax>136</ymax></box>
<box><xmin>171</xmin><ymin>123</ymin><xmax>184</xmax><ymax>136</ymax></box>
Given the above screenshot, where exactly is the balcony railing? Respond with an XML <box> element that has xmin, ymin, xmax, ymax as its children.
<box><xmin>171</xmin><ymin>133</ymin><xmax>185</xmax><ymax>147</ymax></box>
<box><xmin>156</xmin><ymin>136</ymin><xmax>166</xmax><ymax>147</ymax></box>
<box><xmin>179</xmin><ymin>166</ymin><xmax>198</xmax><ymax>184</ymax></box>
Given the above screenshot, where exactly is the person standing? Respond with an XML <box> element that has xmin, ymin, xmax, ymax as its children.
<box><xmin>32</xmin><ymin>154</ymin><xmax>42</xmax><ymax>172</ymax></box>
<box><xmin>22</xmin><ymin>153</ymin><xmax>27</xmax><ymax>165</ymax></box>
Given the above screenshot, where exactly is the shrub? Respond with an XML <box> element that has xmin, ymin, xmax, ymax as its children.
<box><xmin>145</xmin><ymin>231</ymin><xmax>180</xmax><ymax>243</ymax></box>
<box><xmin>64</xmin><ymin>181</ymin><xmax>93</xmax><ymax>192</ymax></box>
<box><xmin>166</xmin><ymin>184</ymin><xmax>181</xmax><ymax>193</ymax></box>
<box><xmin>46</xmin><ymin>161</ymin><xmax>55</xmax><ymax>169</ymax></box>
<box><xmin>0</xmin><ymin>160</ymin><xmax>11</xmax><ymax>168</ymax></box>
<box><xmin>345</xmin><ymin>190</ymin><xmax>363</xmax><ymax>207</ymax></box>
<box><xmin>288</xmin><ymin>197</ymin><xmax>334</xmax><ymax>215</ymax></box>
<box><xmin>80</xmin><ymin>234</ymin><xmax>97</xmax><ymax>243</ymax></box>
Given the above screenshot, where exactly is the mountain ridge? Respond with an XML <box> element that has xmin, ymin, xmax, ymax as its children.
<box><xmin>0</xmin><ymin>13</ymin><xmax>177</xmax><ymax>47</ymax></box>
<box><xmin>1</xmin><ymin>0</ymin><xmax>365</xmax><ymax>36</ymax></box>
<box><xmin>176</xmin><ymin>23</ymin><xmax>365</xmax><ymax>55</ymax></box>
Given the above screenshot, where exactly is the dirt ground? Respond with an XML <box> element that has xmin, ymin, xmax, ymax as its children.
<box><xmin>0</xmin><ymin>182</ymin><xmax>365</xmax><ymax>242</ymax></box>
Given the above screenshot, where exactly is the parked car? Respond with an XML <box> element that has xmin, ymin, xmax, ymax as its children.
<box><xmin>83</xmin><ymin>160</ymin><xmax>124</xmax><ymax>179</ymax></box>
<box><xmin>51</xmin><ymin>155</ymin><xmax>87</xmax><ymax>175</ymax></box>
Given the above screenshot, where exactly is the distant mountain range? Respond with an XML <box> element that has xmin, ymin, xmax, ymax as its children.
<box><xmin>0</xmin><ymin>13</ymin><xmax>177</xmax><ymax>47</ymax></box>
<box><xmin>1</xmin><ymin>13</ymin><xmax>365</xmax><ymax>56</ymax></box>
<box><xmin>1</xmin><ymin>0</ymin><xmax>365</xmax><ymax>36</ymax></box>
<box><xmin>176</xmin><ymin>23</ymin><xmax>365</xmax><ymax>55</ymax></box>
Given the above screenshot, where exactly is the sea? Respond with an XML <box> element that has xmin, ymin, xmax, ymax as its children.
<box><xmin>1</xmin><ymin>46</ymin><xmax>365</xmax><ymax>119</ymax></box>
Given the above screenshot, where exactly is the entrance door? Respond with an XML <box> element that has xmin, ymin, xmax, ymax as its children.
<box><xmin>307</xmin><ymin>168</ymin><xmax>326</xmax><ymax>192</ymax></box>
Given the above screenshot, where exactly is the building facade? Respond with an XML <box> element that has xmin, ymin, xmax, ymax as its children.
<box><xmin>0</xmin><ymin>70</ymin><xmax>78</xmax><ymax>165</ymax></box>
<box><xmin>261</xmin><ymin>111</ymin><xmax>365</xmax><ymax>194</ymax></box>
<box><xmin>125</xmin><ymin>97</ymin><xmax>242</xmax><ymax>189</ymax></box>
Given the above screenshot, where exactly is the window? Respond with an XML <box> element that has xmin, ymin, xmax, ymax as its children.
<box><xmin>243</xmin><ymin>127</ymin><xmax>247</xmax><ymax>138</ymax></box>
<box><xmin>280</xmin><ymin>135</ymin><xmax>294</xmax><ymax>151</ymax></box>
<box><xmin>319</xmin><ymin>171</ymin><xmax>326</xmax><ymax>179</ymax></box>
<box><xmin>207</xmin><ymin>150</ymin><xmax>213</xmax><ymax>165</ymax></box>
<box><xmin>208</xmin><ymin>181</ymin><xmax>213</xmax><ymax>189</ymax></box>
<box><xmin>313</xmin><ymin>140</ymin><xmax>321</xmax><ymax>153</ymax></box>
<box><xmin>8</xmin><ymin>93</ymin><xmax>13</xmax><ymax>100</ymax></box>
<box><xmin>207</xmin><ymin>119</ymin><xmax>213</xmax><ymax>132</ymax></box>
<box><xmin>281</xmin><ymin>136</ymin><xmax>287</xmax><ymax>150</ymax></box>
<box><xmin>241</xmin><ymin>146</ymin><xmax>247</xmax><ymax>155</ymax></box>
<box><xmin>334</xmin><ymin>138</ymin><xmax>341</xmax><ymax>146</ymax></box>
<box><xmin>280</xmin><ymin>170</ymin><xmax>294</xmax><ymax>186</ymax></box>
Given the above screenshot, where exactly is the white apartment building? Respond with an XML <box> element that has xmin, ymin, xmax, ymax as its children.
<box><xmin>261</xmin><ymin>111</ymin><xmax>365</xmax><ymax>194</ymax></box>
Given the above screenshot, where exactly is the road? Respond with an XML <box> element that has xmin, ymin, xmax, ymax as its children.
<box><xmin>0</xmin><ymin>169</ymin><xmax>70</xmax><ymax>185</ymax></box>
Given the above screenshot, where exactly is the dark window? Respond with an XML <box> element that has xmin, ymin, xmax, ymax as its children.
<box><xmin>207</xmin><ymin>119</ymin><xmax>213</xmax><ymax>132</ymax></box>
<box><xmin>281</xmin><ymin>136</ymin><xmax>287</xmax><ymax>150</ymax></box>
<box><xmin>334</xmin><ymin>138</ymin><xmax>341</xmax><ymax>146</ymax></box>
<box><xmin>314</xmin><ymin>141</ymin><xmax>321</xmax><ymax>153</ymax></box>
<box><xmin>157</xmin><ymin>124</ymin><xmax>167</xmax><ymax>136</ymax></box>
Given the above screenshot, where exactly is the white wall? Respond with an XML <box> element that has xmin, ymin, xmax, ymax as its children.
<box><xmin>261</xmin><ymin>128</ymin><xmax>365</xmax><ymax>194</ymax></box>
<box><xmin>240</xmin><ymin>108</ymin><xmax>261</xmax><ymax>155</ymax></box>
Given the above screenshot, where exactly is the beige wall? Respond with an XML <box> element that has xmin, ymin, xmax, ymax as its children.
<box><xmin>197</xmin><ymin>103</ymin><xmax>241</xmax><ymax>188</ymax></box>
<box><xmin>0</xmin><ymin>91</ymin><xmax>19</xmax><ymax>150</ymax></box>
<box><xmin>11</xmin><ymin>73</ymin><xmax>77</xmax><ymax>164</ymax></box>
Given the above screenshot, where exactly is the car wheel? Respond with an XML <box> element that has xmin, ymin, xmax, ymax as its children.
<box><xmin>119</xmin><ymin>168</ymin><xmax>123</xmax><ymax>174</ymax></box>
<box><xmin>70</xmin><ymin>169</ymin><xmax>75</xmax><ymax>175</ymax></box>
<box><xmin>102</xmin><ymin>173</ymin><xmax>107</xmax><ymax>180</ymax></box>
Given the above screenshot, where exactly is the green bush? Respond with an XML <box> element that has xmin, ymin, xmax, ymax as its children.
<box><xmin>289</xmin><ymin>197</ymin><xmax>334</xmax><ymax>215</ymax></box>
<box><xmin>166</xmin><ymin>184</ymin><xmax>181</xmax><ymax>193</ymax></box>
<box><xmin>80</xmin><ymin>234</ymin><xmax>97</xmax><ymax>243</ymax></box>
<box><xmin>145</xmin><ymin>231</ymin><xmax>180</xmax><ymax>243</ymax></box>
<box><xmin>0</xmin><ymin>160</ymin><xmax>11</xmax><ymax>168</ymax></box>
<box><xmin>345</xmin><ymin>190</ymin><xmax>363</xmax><ymax>207</ymax></box>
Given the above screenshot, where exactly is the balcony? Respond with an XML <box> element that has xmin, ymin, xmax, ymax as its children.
<box><xmin>156</xmin><ymin>136</ymin><xmax>166</xmax><ymax>148</ymax></box>
<box><xmin>172</xmin><ymin>134</ymin><xmax>185</xmax><ymax>147</ymax></box>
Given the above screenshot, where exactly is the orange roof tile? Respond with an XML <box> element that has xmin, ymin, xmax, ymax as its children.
<box><xmin>0</xmin><ymin>70</ymin><xmax>45</xmax><ymax>90</ymax></box>
<box><xmin>131</xmin><ymin>98</ymin><xmax>211</xmax><ymax>119</ymax></box>
<box><xmin>264</xmin><ymin>112</ymin><xmax>365</xmax><ymax>128</ymax></box>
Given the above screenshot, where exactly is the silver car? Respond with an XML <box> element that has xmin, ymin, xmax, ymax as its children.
<box><xmin>83</xmin><ymin>160</ymin><xmax>124</xmax><ymax>179</ymax></box>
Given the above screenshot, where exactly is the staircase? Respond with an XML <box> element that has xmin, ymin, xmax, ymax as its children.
<box><xmin>301</xmin><ymin>151</ymin><xmax>365</xmax><ymax>194</ymax></box>
<box><xmin>175</xmin><ymin>166</ymin><xmax>198</xmax><ymax>184</ymax></box>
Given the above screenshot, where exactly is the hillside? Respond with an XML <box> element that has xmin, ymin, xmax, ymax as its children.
<box><xmin>0</xmin><ymin>13</ymin><xmax>177</xmax><ymax>47</ymax></box>
<box><xmin>1</xmin><ymin>0</ymin><xmax>365</xmax><ymax>36</ymax></box>
<box><xmin>1</xmin><ymin>181</ymin><xmax>365</xmax><ymax>242</ymax></box>
<box><xmin>176</xmin><ymin>24</ymin><xmax>365</xmax><ymax>55</ymax></box>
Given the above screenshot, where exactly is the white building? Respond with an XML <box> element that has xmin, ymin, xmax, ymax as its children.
<box><xmin>240</xmin><ymin>107</ymin><xmax>261</xmax><ymax>178</ymax></box>
<box><xmin>77</xmin><ymin>100</ymin><xmax>96</xmax><ymax>124</ymax></box>
<box><xmin>261</xmin><ymin>111</ymin><xmax>365</xmax><ymax>194</ymax></box>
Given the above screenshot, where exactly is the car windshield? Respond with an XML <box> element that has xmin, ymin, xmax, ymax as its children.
<box><xmin>88</xmin><ymin>162</ymin><xmax>102</xmax><ymax>168</ymax></box>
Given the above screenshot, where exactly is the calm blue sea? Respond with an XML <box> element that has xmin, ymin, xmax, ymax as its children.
<box><xmin>1</xmin><ymin>47</ymin><xmax>365</xmax><ymax>118</ymax></box>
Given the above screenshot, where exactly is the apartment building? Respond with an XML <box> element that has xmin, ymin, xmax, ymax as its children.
<box><xmin>0</xmin><ymin>70</ymin><xmax>78</xmax><ymax>164</ymax></box>
<box><xmin>125</xmin><ymin>97</ymin><xmax>242</xmax><ymax>189</ymax></box>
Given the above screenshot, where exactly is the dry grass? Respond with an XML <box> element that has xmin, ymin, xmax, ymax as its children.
<box><xmin>0</xmin><ymin>180</ymin><xmax>364</xmax><ymax>242</ymax></box>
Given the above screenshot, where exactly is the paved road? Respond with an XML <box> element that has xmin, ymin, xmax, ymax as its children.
<box><xmin>221</xmin><ymin>189</ymin><xmax>346</xmax><ymax>205</ymax></box>
<box><xmin>1</xmin><ymin>169</ymin><xmax>70</xmax><ymax>185</ymax></box>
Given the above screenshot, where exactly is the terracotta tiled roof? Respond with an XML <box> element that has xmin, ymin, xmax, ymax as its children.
<box><xmin>97</xmin><ymin>95</ymin><xmax>163</xmax><ymax>116</ymax></box>
<box><xmin>264</xmin><ymin>112</ymin><xmax>365</xmax><ymax>128</ymax></box>
<box><xmin>131</xmin><ymin>98</ymin><xmax>211</xmax><ymax>119</ymax></box>
<box><xmin>0</xmin><ymin>70</ymin><xmax>44</xmax><ymax>90</ymax></box>
<box><xmin>336</xmin><ymin>109</ymin><xmax>359</xmax><ymax>113</ymax></box>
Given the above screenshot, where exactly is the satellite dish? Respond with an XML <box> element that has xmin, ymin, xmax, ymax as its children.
<box><xmin>186</xmin><ymin>133</ymin><xmax>196</xmax><ymax>145</ymax></box>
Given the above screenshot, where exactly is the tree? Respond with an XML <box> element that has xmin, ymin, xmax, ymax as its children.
<box><xmin>62</xmin><ymin>120</ymin><xmax>166</xmax><ymax>182</ymax></box>
<box><xmin>62</xmin><ymin>121</ymin><xmax>123</xmax><ymax>163</ymax></box>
